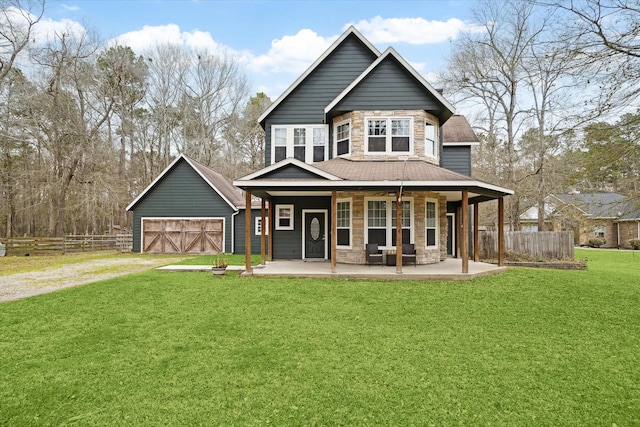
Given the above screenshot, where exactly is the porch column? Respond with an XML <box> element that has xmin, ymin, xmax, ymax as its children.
<box><xmin>245</xmin><ymin>190</ymin><xmax>252</xmax><ymax>274</ymax></box>
<box><xmin>473</xmin><ymin>202</ymin><xmax>480</xmax><ymax>262</ymax></box>
<box><xmin>260</xmin><ymin>198</ymin><xmax>266</xmax><ymax>265</ymax></box>
<box><xmin>456</xmin><ymin>205</ymin><xmax>462</xmax><ymax>258</ymax></box>
<box><xmin>268</xmin><ymin>201</ymin><xmax>273</xmax><ymax>261</ymax></box>
<box><xmin>396</xmin><ymin>191</ymin><xmax>402</xmax><ymax>274</ymax></box>
<box><xmin>331</xmin><ymin>190</ymin><xmax>337</xmax><ymax>273</ymax></box>
<box><xmin>461</xmin><ymin>190</ymin><xmax>469</xmax><ymax>273</ymax></box>
<box><xmin>498</xmin><ymin>197</ymin><xmax>505</xmax><ymax>267</ymax></box>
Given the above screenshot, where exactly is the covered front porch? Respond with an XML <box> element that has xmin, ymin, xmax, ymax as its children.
<box><xmin>234</xmin><ymin>158</ymin><xmax>513</xmax><ymax>276</ymax></box>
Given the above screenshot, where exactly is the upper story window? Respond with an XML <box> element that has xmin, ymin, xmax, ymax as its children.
<box><xmin>334</xmin><ymin>120</ymin><xmax>351</xmax><ymax>157</ymax></box>
<box><xmin>271</xmin><ymin>125</ymin><xmax>328</xmax><ymax>164</ymax></box>
<box><xmin>425</xmin><ymin>121</ymin><xmax>437</xmax><ymax>158</ymax></box>
<box><xmin>366</xmin><ymin>117</ymin><xmax>412</xmax><ymax>154</ymax></box>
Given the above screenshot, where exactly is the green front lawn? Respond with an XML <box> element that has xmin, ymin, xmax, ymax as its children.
<box><xmin>1</xmin><ymin>249</ymin><xmax>638</xmax><ymax>425</ymax></box>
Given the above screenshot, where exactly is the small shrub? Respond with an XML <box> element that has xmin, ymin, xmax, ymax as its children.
<box><xmin>212</xmin><ymin>256</ymin><xmax>228</xmax><ymax>268</ymax></box>
<box><xmin>629</xmin><ymin>239</ymin><xmax>640</xmax><ymax>250</ymax></box>
<box><xmin>588</xmin><ymin>236</ymin><xmax>606</xmax><ymax>248</ymax></box>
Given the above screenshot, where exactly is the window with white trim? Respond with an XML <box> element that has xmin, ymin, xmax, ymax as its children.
<box><xmin>366</xmin><ymin>117</ymin><xmax>412</xmax><ymax>154</ymax></box>
<box><xmin>334</xmin><ymin>120</ymin><xmax>350</xmax><ymax>156</ymax></box>
<box><xmin>425</xmin><ymin>121</ymin><xmax>437</xmax><ymax>158</ymax></box>
<box><xmin>271</xmin><ymin>125</ymin><xmax>328</xmax><ymax>164</ymax></box>
<box><xmin>255</xmin><ymin>217</ymin><xmax>269</xmax><ymax>236</ymax></box>
<box><xmin>275</xmin><ymin>204</ymin><xmax>294</xmax><ymax>230</ymax></box>
<box><xmin>336</xmin><ymin>199</ymin><xmax>352</xmax><ymax>247</ymax></box>
<box><xmin>425</xmin><ymin>200</ymin><xmax>438</xmax><ymax>247</ymax></box>
<box><xmin>365</xmin><ymin>197</ymin><xmax>413</xmax><ymax>248</ymax></box>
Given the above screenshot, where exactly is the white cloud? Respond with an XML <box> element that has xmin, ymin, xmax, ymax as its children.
<box><xmin>30</xmin><ymin>16</ymin><xmax>87</xmax><ymax>45</ymax></box>
<box><xmin>61</xmin><ymin>4</ymin><xmax>80</xmax><ymax>12</ymax></box>
<box><xmin>249</xmin><ymin>29</ymin><xmax>336</xmax><ymax>74</ymax></box>
<box><xmin>345</xmin><ymin>16</ymin><xmax>482</xmax><ymax>45</ymax></box>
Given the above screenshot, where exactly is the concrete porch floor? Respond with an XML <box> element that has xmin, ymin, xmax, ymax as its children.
<box><xmin>158</xmin><ymin>258</ymin><xmax>506</xmax><ymax>280</ymax></box>
<box><xmin>246</xmin><ymin>258</ymin><xmax>505</xmax><ymax>280</ymax></box>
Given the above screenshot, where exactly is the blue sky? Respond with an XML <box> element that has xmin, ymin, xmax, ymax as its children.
<box><xmin>39</xmin><ymin>0</ymin><xmax>482</xmax><ymax>100</ymax></box>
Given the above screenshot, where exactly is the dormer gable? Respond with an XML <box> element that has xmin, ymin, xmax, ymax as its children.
<box><xmin>325</xmin><ymin>48</ymin><xmax>454</xmax><ymax>124</ymax></box>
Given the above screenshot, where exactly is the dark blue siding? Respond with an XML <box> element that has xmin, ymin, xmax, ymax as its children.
<box><xmin>271</xmin><ymin>196</ymin><xmax>331</xmax><ymax>259</ymax></box>
<box><xmin>333</xmin><ymin>58</ymin><xmax>443</xmax><ymax>112</ymax></box>
<box><xmin>234</xmin><ymin>209</ymin><xmax>268</xmax><ymax>254</ymax></box>
<box><xmin>441</xmin><ymin>146</ymin><xmax>472</xmax><ymax>176</ymax></box>
<box><xmin>131</xmin><ymin>159</ymin><xmax>236</xmax><ymax>252</ymax></box>
<box><xmin>264</xmin><ymin>35</ymin><xmax>378</xmax><ymax>165</ymax></box>
<box><xmin>262</xmin><ymin>164</ymin><xmax>324</xmax><ymax>179</ymax></box>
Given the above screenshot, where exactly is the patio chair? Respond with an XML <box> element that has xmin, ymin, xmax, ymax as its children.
<box><xmin>402</xmin><ymin>243</ymin><xmax>416</xmax><ymax>267</ymax></box>
<box><xmin>366</xmin><ymin>243</ymin><xmax>383</xmax><ymax>267</ymax></box>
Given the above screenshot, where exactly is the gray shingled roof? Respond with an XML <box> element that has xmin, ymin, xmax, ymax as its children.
<box><xmin>187</xmin><ymin>157</ymin><xmax>246</xmax><ymax>208</ymax></box>
<box><xmin>442</xmin><ymin>115</ymin><xmax>479</xmax><ymax>144</ymax></box>
<box><xmin>553</xmin><ymin>192</ymin><xmax>626</xmax><ymax>218</ymax></box>
<box><xmin>313</xmin><ymin>158</ymin><xmax>478</xmax><ymax>182</ymax></box>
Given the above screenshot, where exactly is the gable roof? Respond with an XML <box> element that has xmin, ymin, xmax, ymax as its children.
<box><xmin>234</xmin><ymin>157</ymin><xmax>513</xmax><ymax>198</ymax></box>
<box><xmin>442</xmin><ymin>115</ymin><xmax>480</xmax><ymax>145</ymax></box>
<box><xmin>238</xmin><ymin>157</ymin><xmax>341</xmax><ymax>181</ymax></box>
<box><xmin>550</xmin><ymin>192</ymin><xmax>626</xmax><ymax>218</ymax></box>
<box><xmin>258</xmin><ymin>26</ymin><xmax>380</xmax><ymax>125</ymax></box>
<box><xmin>126</xmin><ymin>154</ymin><xmax>244</xmax><ymax>212</ymax></box>
<box><xmin>324</xmin><ymin>47</ymin><xmax>455</xmax><ymax>121</ymax></box>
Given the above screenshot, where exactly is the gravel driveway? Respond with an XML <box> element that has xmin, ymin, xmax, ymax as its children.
<box><xmin>0</xmin><ymin>258</ymin><xmax>172</xmax><ymax>303</ymax></box>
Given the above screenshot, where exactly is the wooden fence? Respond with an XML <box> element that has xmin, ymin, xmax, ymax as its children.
<box><xmin>1</xmin><ymin>234</ymin><xmax>133</xmax><ymax>256</ymax></box>
<box><xmin>479</xmin><ymin>231</ymin><xmax>574</xmax><ymax>260</ymax></box>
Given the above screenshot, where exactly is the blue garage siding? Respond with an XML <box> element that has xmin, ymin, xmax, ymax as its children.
<box><xmin>131</xmin><ymin>159</ymin><xmax>236</xmax><ymax>252</ymax></box>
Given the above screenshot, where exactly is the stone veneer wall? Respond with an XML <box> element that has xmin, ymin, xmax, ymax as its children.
<box><xmin>335</xmin><ymin>191</ymin><xmax>447</xmax><ymax>265</ymax></box>
<box><xmin>333</xmin><ymin>110</ymin><xmax>440</xmax><ymax>164</ymax></box>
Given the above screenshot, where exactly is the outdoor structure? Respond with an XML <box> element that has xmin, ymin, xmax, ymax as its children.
<box><xmin>126</xmin><ymin>154</ymin><xmax>266</xmax><ymax>255</ymax></box>
<box><xmin>519</xmin><ymin>192</ymin><xmax>640</xmax><ymax>248</ymax></box>
<box><xmin>233</xmin><ymin>27</ymin><xmax>513</xmax><ymax>274</ymax></box>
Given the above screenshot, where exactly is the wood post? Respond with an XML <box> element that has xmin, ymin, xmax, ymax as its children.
<box><xmin>396</xmin><ymin>191</ymin><xmax>402</xmax><ymax>274</ymax></box>
<box><xmin>473</xmin><ymin>202</ymin><xmax>479</xmax><ymax>262</ymax></box>
<box><xmin>331</xmin><ymin>191</ymin><xmax>337</xmax><ymax>273</ymax></box>
<box><xmin>260</xmin><ymin>198</ymin><xmax>266</xmax><ymax>265</ymax></box>
<box><xmin>268</xmin><ymin>201</ymin><xmax>273</xmax><ymax>261</ymax></box>
<box><xmin>245</xmin><ymin>190</ymin><xmax>252</xmax><ymax>274</ymax></box>
<box><xmin>456</xmin><ymin>205</ymin><xmax>462</xmax><ymax>258</ymax></box>
<box><xmin>461</xmin><ymin>190</ymin><xmax>469</xmax><ymax>273</ymax></box>
<box><xmin>498</xmin><ymin>197</ymin><xmax>505</xmax><ymax>267</ymax></box>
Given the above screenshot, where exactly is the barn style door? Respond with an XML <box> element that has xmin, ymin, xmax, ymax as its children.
<box><xmin>142</xmin><ymin>218</ymin><xmax>224</xmax><ymax>254</ymax></box>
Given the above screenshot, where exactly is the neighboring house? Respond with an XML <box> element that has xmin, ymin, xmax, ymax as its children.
<box><xmin>519</xmin><ymin>204</ymin><xmax>555</xmax><ymax>232</ymax></box>
<box><xmin>520</xmin><ymin>192</ymin><xmax>640</xmax><ymax>247</ymax></box>
<box><xmin>233</xmin><ymin>27</ymin><xmax>513</xmax><ymax>273</ymax></box>
<box><xmin>617</xmin><ymin>204</ymin><xmax>640</xmax><ymax>248</ymax></box>
<box><xmin>126</xmin><ymin>154</ymin><xmax>266</xmax><ymax>254</ymax></box>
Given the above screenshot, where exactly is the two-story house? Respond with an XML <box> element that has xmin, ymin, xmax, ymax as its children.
<box><xmin>233</xmin><ymin>27</ymin><xmax>513</xmax><ymax>273</ymax></box>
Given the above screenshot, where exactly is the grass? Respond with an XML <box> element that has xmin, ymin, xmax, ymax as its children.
<box><xmin>0</xmin><ymin>249</ymin><xmax>638</xmax><ymax>425</ymax></box>
<box><xmin>0</xmin><ymin>251</ymin><xmax>192</xmax><ymax>276</ymax></box>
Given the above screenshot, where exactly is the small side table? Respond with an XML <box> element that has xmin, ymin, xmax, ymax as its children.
<box><xmin>386</xmin><ymin>250</ymin><xmax>397</xmax><ymax>266</ymax></box>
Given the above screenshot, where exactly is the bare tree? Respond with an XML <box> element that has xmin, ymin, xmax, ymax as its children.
<box><xmin>29</xmin><ymin>29</ymin><xmax>114</xmax><ymax>236</ymax></box>
<box><xmin>0</xmin><ymin>0</ymin><xmax>44</xmax><ymax>82</ymax></box>
<box><xmin>541</xmin><ymin>0</ymin><xmax>640</xmax><ymax>107</ymax></box>
<box><xmin>441</xmin><ymin>0</ymin><xmax>547</xmax><ymax>230</ymax></box>
<box><xmin>179</xmin><ymin>50</ymin><xmax>249</xmax><ymax>168</ymax></box>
